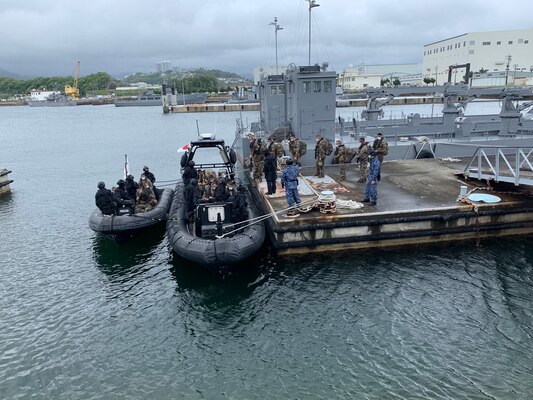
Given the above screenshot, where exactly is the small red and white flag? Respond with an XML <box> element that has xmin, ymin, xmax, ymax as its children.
<box><xmin>177</xmin><ymin>143</ymin><xmax>190</xmax><ymax>153</ymax></box>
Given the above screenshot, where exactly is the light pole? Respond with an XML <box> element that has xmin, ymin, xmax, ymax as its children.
<box><xmin>306</xmin><ymin>0</ymin><xmax>320</xmax><ymax>66</ymax></box>
<box><xmin>269</xmin><ymin>17</ymin><xmax>283</xmax><ymax>74</ymax></box>
<box><xmin>181</xmin><ymin>77</ymin><xmax>186</xmax><ymax>105</ymax></box>
<box><xmin>505</xmin><ymin>54</ymin><xmax>512</xmax><ymax>86</ymax></box>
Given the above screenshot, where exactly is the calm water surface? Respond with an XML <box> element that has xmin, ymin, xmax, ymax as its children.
<box><xmin>1</xmin><ymin>104</ymin><xmax>532</xmax><ymax>399</ymax></box>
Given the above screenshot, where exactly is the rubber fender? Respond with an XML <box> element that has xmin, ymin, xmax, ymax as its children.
<box><xmin>180</xmin><ymin>153</ymin><xmax>188</xmax><ymax>168</ymax></box>
<box><xmin>416</xmin><ymin>149</ymin><xmax>434</xmax><ymax>159</ymax></box>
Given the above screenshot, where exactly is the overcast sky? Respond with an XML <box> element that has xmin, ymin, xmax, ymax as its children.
<box><xmin>0</xmin><ymin>0</ymin><xmax>531</xmax><ymax>78</ymax></box>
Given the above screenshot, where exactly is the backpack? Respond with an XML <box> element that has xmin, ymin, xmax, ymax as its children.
<box><xmin>345</xmin><ymin>148</ymin><xmax>357</xmax><ymax>163</ymax></box>
<box><xmin>325</xmin><ymin>139</ymin><xmax>333</xmax><ymax>156</ymax></box>
<box><xmin>299</xmin><ymin>140</ymin><xmax>307</xmax><ymax>155</ymax></box>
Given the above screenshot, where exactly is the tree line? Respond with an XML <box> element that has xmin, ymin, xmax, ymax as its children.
<box><xmin>0</xmin><ymin>70</ymin><xmax>248</xmax><ymax>99</ymax></box>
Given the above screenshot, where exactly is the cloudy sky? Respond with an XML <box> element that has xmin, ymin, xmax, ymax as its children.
<box><xmin>0</xmin><ymin>0</ymin><xmax>531</xmax><ymax>78</ymax></box>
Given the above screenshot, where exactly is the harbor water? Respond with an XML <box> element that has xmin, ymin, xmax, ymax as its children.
<box><xmin>1</xmin><ymin>104</ymin><xmax>533</xmax><ymax>399</ymax></box>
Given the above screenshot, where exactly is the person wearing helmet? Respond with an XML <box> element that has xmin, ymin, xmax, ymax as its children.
<box><xmin>182</xmin><ymin>160</ymin><xmax>198</xmax><ymax>186</ymax></box>
<box><xmin>183</xmin><ymin>178</ymin><xmax>202</xmax><ymax>221</ymax></box>
<box><xmin>125</xmin><ymin>175</ymin><xmax>139</xmax><ymax>202</ymax></box>
<box><xmin>95</xmin><ymin>181</ymin><xmax>116</xmax><ymax>215</ymax></box>
<box><xmin>280</xmin><ymin>158</ymin><xmax>301</xmax><ymax>217</ymax></box>
<box><xmin>142</xmin><ymin>166</ymin><xmax>156</xmax><ymax>184</ymax></box>
<box><xmin>232</xmin><ymin>185</ymin><xmax>249</xmax><ymax>224</ymax></box>
<box><xmin>141</xmin><ymin>166</ymin><xmax>162</xmax><ymax>200</ymax></box>
<box><xmin>115</xmin><ymin>179</ymin><xmax>128</xmax><ymax>201</ymax></box>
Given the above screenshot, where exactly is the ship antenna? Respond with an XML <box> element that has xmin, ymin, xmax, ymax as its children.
<box><xmin>269</xmin><ymin>17</ymin><xmax>283</xmax><ymax>74</ymax></box>
<box><xmin>306</xmin><ymin>0</ymin><xmax>320</xmax><ymax>65</ymax></box>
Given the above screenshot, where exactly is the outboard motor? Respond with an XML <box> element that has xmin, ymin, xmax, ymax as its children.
<box><xmin>117</xmin><ymin>200</ymin><xmax>134</xmax><ymax>216</ymax></box>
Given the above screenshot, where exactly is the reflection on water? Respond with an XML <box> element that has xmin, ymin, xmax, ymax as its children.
<box><xmin>2</xmin><ymin>106</ymin><xmax>533</xmax><ymax>399</ymax></box>
<box><xmin>91</xmin><ymin>224</ymin><xmax>166</xmax><ymax>276</ymax></box>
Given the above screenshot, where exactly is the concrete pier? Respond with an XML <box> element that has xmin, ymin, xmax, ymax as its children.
<box><xmin>0</xmin><ymin>168</ymin><xmax>13</xmax><ymax>195</ymax></box>
<box><xmin>168</xmin><ymin>102</ymin><xmax>260</xmax><ymax>113</ymax></box>
<box><xmin>249</xmin><ymin>159</ymin><xmax>533</xmax><ymax>255</ymax></box>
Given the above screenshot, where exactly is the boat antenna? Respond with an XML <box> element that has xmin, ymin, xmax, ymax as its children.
<box><xmin>306</xmin><ymin>0</ymin><xmax>320</xmax><ymax>66</ymax></box>
<box><xmin>196</xmin><ymin>118</ymin><xmax>200</xmax><ymax>138</ymax></box>
<box><xmin>269</xmin><ymin>17</ymin><xmax>283</xmax><ymax>74</ymax></box>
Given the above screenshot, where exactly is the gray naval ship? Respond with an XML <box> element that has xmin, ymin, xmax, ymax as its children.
<box><xmin>234</xmin><ymin>63</ymin><xmax>533</xmax><ymax>164</ymax></box>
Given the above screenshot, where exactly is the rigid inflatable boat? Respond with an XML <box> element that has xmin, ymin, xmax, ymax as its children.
<box><xmin>89</xmin><ymin>187</ymin><xmax>173</xmax><ymax>243</ymax></box>
<box><xmin>166</xmin><ymin>134</ymin><xmax>265</xmax><ymax>271</ymax></box>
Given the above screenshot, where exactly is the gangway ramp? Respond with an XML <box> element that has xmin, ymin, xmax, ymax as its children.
<box><xmin>464</xmin><ymin>146</ymin><xmax>533</xmax><ymax>186</ymax></box>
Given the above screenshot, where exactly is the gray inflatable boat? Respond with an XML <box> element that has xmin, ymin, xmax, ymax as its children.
<box><xmin>89</xmin><ymin>187</ymin><xmax>173</xmax><ymax>243</ymax></box>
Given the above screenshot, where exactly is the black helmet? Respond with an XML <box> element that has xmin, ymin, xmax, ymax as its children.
<box><xmin>117</xmin><ymin>179</ymin><xmax>125</xmax><ymax>186</ymax></box>
<box><xmin>188</xmin><ymin>160</ymin><xmax>195</xmax><ymax>167</ymax></box>
<box><xmin>143</xmin><ymin>166</ymin><xmax>149</xmax><ymax>172</ymax></box>
<box><xmin>97</xmin><ymin>181</ymin><xmax>105</xmax><ymax>189</ymax></box>
<box><xmin>126</xmin><ymin>174</ymin><xmax>134</xmax><ymax>181</ymax></box>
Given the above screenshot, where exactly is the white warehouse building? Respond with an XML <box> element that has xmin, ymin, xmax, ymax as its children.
<box><xmin>423</xmin><ymin>28</ymin><xmax>533</xmax><ymax>85</ymax></box>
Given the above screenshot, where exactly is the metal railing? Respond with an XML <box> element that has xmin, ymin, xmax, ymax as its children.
<box><xmin>464</xmin><ymin>146</ymin><xmax>533</xmax><ymax>186</ymax></box>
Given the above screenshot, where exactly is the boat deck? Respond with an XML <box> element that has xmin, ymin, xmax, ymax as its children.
<box><xmin>252</xmin><ymin>159</ymin><xmax>533</xmax><ymax>255</ymax></box>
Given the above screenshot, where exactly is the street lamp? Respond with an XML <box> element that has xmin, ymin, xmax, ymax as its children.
<box><xmin>269</xmin><ymin>17</ymin><xmax>283</xmax><ymax>74</ymax></box>
<box><xmin>306</xmin><ymin>0</ymin><xmax>320</xmax><ymax>66</ymax></box>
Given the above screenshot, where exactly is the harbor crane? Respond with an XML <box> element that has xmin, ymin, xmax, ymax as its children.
<box><xmin>65</xmin><ymin>60</ymin><xmax>80</xmax><ymax>100</ymax></box>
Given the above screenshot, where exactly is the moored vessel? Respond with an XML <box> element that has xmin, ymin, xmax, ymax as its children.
<box><xmin>89</xmin><ymin>187</ymin><xmax>173</xmax><ymax>243</ymax></box>
<box><xmin>166</xmin><ymin>134</ymin><xmax>265</xmax><ymax>273</ymax></box>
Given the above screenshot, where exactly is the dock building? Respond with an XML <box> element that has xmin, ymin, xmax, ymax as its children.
<box><xmin>337</xmin><ymin>63</ymin><xmax>421</xmax><ymax>91</ymax></box>
<box><xmin>423</xmin><ymin>28</ymin><xmax>533</xmax><ymax>85</ymax></box>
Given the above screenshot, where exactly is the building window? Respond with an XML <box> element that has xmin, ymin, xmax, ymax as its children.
<box><xmin>469</xmin><ymin>50</ymin><xmax>475</xmax><ymax>54</ymax></box>
<box><xmin>470</xmin><ymin>40</ymin><xmax>475</xmax><ymax>45</ymax></box>
<box><xmin>508</xmin><ymin>40</ymin><xmax>513</xmax><ymax>44</ymax></box>
<box><xmin>270</xmin><ymin>85</ymin><xmax>278</xmax><ymax>95</ymax></box>
<box><xmin>324</xmin><ymin>81</ymin><xmax>332</xmax><ymax>92</ymax></box>
<box><xmin>464</xmin><ymin>41</ymin><xmax>466</xmax><ymax>46</ymax></box>
<box><xmin>497</xmin><ymin>41</ymin><xmax>501</xmax><ymax>45</ymax></box>
<box><xmin>482</xmin><ymin>41</ymin><xmax>491</xmax><ymax>46</ymax></box>
<box><xmin>303</xmin><ymin>82</ymin><xmax>311</xmax><ymax>93</ymax></box>
<box><xmin>278</xmin><ymin>85</ymin><xmax>285</xmax><ymax>95</ymax></box>
<box><xmin>314</xmin><ymin>81</ymin><xmax>322</xmax><ymax>92</ymax></box>
<box><xmin>518</xmin><ymin>39</ymin><xmax>524</xmax><ymax>43</ymax></box>
<box><xmin>525</xmin><ymin>40</ymin><xmax>529</xmax><ymax>44</ymax></box>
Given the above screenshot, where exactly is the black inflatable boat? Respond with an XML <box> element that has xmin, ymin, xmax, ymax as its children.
<box><xmin>166</xmin><ymin>134</ymin><xmax>265</xmax><ymax>272</ymax></box>
<box><xmin>89</xmin><ymin>187</ymin><xmax>173</xmax><ymax>243</ymax></box>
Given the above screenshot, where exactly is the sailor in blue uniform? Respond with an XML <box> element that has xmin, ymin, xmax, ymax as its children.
<box><xmin>363</xmin><ymin>150</ymin><xmax>380</xmax><ymax>206</ymax></box>
<box><xmin>280</xmin><ymin>158</ymin><xmax>301</xmax><ymax>216</ymax></box>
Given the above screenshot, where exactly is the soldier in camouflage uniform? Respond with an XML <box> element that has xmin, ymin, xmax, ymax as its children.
<box><xmin>357</xmin><ymin>137</ymin><xmax>370</xmax><ymax>182</ymax></box>
<box><xmin>314</xmin><ymin>134</ymin><xmax>328</xmax><ymax>178</ymax></box>
<box><xmin>267</xmin><ymin>136</ymin><xmax>284</xmax><ymax>169</ymax></box>
<box><xmin>251</xmin><ymin>137</ymin><xmax>266</xmax><ymax>182</ymax></box>
<box><xmin>288</xmin><ymin>135</ymin><xmax>302</xmax><ymax>166</ymax></box>
<box><xmin>372</xmin><ymin>132</ymin><xmax>388</xmax><ymax>164</ymax></box>
<box><xmin>334</xmin><ymin>139</ymin><xmax>348</xmax><ymax>181</ymax></box>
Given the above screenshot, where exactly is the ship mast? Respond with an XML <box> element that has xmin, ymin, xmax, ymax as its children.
<box><xmin>269</xmin><ymin>17</ymin><xmax>283</xmax><ymax>74</ymax></box>
<box><xmin>307</xmin><ymin>0</ymin><xmax>320</xmax><ymax>66</ymax></box>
